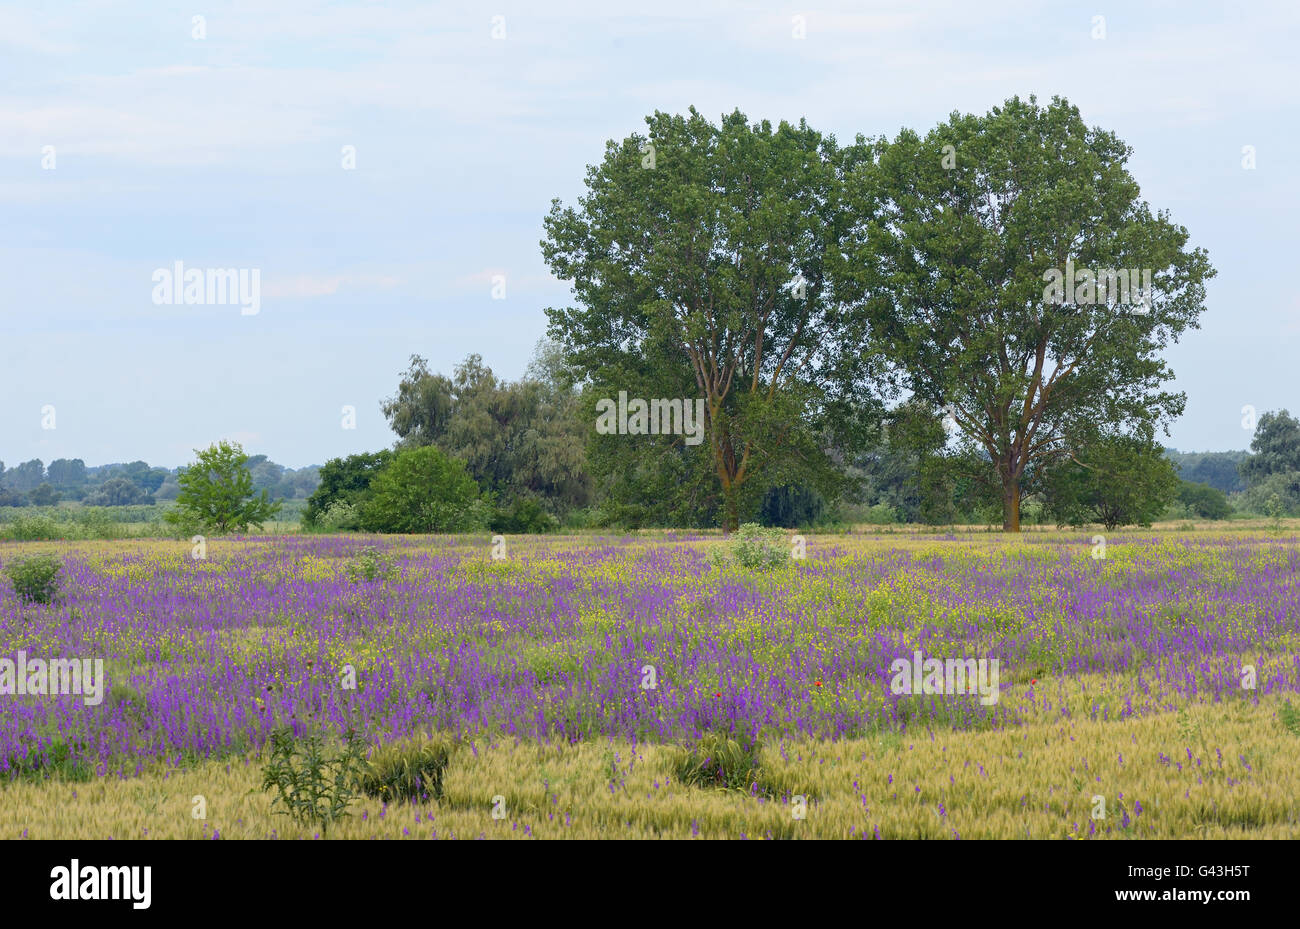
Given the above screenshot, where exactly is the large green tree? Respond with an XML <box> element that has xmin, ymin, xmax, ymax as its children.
<box><xmin>85</xmin><ymin>476</ymin><xmax>153</xmax><ymax>506</ymax></box>
<box><xmin>167</xmin><ymin>441</ymin><xmax>281</xmax><ymax>533</ymax></box>
<box><xmin>1177</xmin><ymin>480</ymin><xmax>1231</xmax><ymax>520</ymax></box>
<box><xmin>837</xmin><ymin>95</ymin><xmax>1214</xmax><ymax>531</ymax></box>
<box><xmin>46</xmin><ymin>458</ymin><xmax>87</xmax><ymax>489</ymax></box>
<box><xmin>541</xmin><ymin>107</ymin><xmax>878</xmax><ymax>532</ymax></box>
<box><xmin>1165</xmin><ymin>449</ymin><xmax>1247</xmax><ymax>494</ymax></box>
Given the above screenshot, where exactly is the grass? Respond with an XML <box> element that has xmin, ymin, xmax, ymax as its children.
<box><xmin>2</xmin><ymin>695</ymin><xmax>1296</xmax><ymax>839</ymax></box>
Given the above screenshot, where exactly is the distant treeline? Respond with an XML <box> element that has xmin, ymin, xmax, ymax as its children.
<box><xmin>295</xmin><ymin>343</ymin><xmax>1298</xmax><ymax>532</ymax></box>
<box><xmin>3</xmin><ymin>387</ymin><xmax>1289</xmax><ymax>532</ymax></box>
<box><xmin>1163</xmin><ymin>449</ymin><xmax>1248</xmax><ymax>494</ymax></box>
<box><xmin>0</xmin><ymin>457</ymin><xmax>320</xmax><ymax>508</ymax></box>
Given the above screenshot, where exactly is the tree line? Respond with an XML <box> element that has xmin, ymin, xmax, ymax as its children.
<box><xmin>0</xmin><ymin>457</ymin><xmax>318</xmax><ymax>509</ymax></box>
<box><xmin>305</xmin><ymin>94</ymin><xmax>1229</xmax><ymax>534</ymax></box>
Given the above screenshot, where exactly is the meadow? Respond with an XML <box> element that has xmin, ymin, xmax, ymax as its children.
<box><xmin>2</xmin><ymin>529</ymin><xmax>1298</xmax><ymax>839</ymax></box>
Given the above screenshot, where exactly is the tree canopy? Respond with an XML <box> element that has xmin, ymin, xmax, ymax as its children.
<box><xmin>836</xmin><ymin>95</ymin><xmax>1214</xmax><ymax>530</ymax></box>
<box><xmin>166</xmin><ymin>441</ymin><xmax>282</xmax><ymax>533</ymax></box>
<box><xmin>542</xmin><ymin>107</ymin><xmax>879</xmax><ymax>531</ymax></box>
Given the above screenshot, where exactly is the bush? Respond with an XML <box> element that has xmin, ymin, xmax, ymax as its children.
<box><xmin>1280</xmin><ymin>700</ymin><xmax>1300</xmax><ymax>736</ymax></box>
<box><xmin>303</xmin><ymin>451</ymin><xmax>394</xmax><ymax>527</ymax></box>
<box><xmin>1177</xmin><ymin>480</ymin><xmax>1232</xmax><ymax>520</ymax></box>
<box><xmin>489</xmin><ymin>497</ymin><xmax>559</xmax><ymax>534</ymax></box>
<box><xmin>3</xmin><ymin>554</ymin><xmax>62</xmax><ymax>604</ymax></box>
<box><xmin>359</xmin><ymin>446</ymin><xmax>482</xmax><ymax>533</ymax></box>
<box><xmin>317</xmin><ymin>501</ymin><xmax>361</xmax><ymax>532</ymax></box>
<box><xmin>343</xmin><ymin>547</ymin><xmax>397</xmax><ymax>583</ymax></box>
<box><xmin>1242</xmin><ymin>472</ymin><xmax>1300</xmax><ymax>517</ymax></box>
<box><xmin>672</xmin><ymin>731</ymin><xmax>763</xmax><ymax>792</ymax></box>
<box><xmin>4</xmin><ymin>737</ymin><xmax>92</xmax><ymax>782</ymax></box>
<box><xmin>356</xmin><ymin>734</ymin><xmax>459</xmax><ymax>803</ymax></box>
<box><xmin>260</xmin><ymin>726</ymin><xmax>368</xmax><ymax>838</ymax></box>
<box><xmin>864</xmin><ymin>503</ymin><xmax>900</xmax><ymax>525</ymax></box>
<box><xmin>1</xmin><ymin>514</ymin><xmax>62</xmax><ymax>541</ymax></box>
<box><xmin>560</xmin><ymin>507</ymin><xmax>602</xmax><ymax>530</ymax></box>
<box><xmin>72</xmin><ymin>507</ymin><xmax>131</xmax><ymax>538</ymax></box>
<box><xmin>730</xmin><ymin>523</ymin><xmax>791</xmax><ymax>570</ymax></box>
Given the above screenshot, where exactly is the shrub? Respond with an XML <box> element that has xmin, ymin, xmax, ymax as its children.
<box><xmin>672</xmin><ymin>730</ymin><xmax>763</xmax><ymax>792</ymax></box>
<box><xmin>359</xmin><ymin>446</ymin><xmax>482</xmax><ymax>533</ymax></box>
<box><xmin>730</xmin><ymin>522</ymin><xmax>790</xmax><ymax>570</ymax></box>
<box><xmin>1043</xmin><ymin>436</ymin><xmax>1180</xmax><ymax>530</ymax></box>
<box><xmin>356</xmin><ymin>734</ymin><xmax>459</xmax><ymax>802</ymax></box>
<box><xmin>1266</xmin><ymin>493</ymin><xmax>1286</xmax><ymax>534</ymax></box>
<box><xmin>317</xmin><ymin>501</ymin><xmax>361</xmax><ymax>532</ymax></box>
<box><xmin>3</xmin><ymin>554</ymin><xmax>62</xmax><ymax>604</ymax></box>
<box><xmin>344</xmin><ymin>547</ymin><xmax>397</xmax><ymax>583</ymax></box>
<box><xmin>259</xmin><ymin>726</ymin><xmax>368</xmax><ymax>838</ymax></box>
<box><xmin>1</xmin><ymin>515</ymin><xmax>62</xmax><ymax>542</ymax></box>
<box><xmin>490</xmin><ymin>496</ymin><xmax>559</xmax><ymax>534</ymax></box>
<box><xmin>1176</xmin><ymin>480</ymin><xmax>1232</xmax><ymax>520</ymax></box>
<box><xmin>303</xmin><ymin>451</ymin><xmax>394</xmax><ymax>527</ymax></box>
<box><xmin>72</xmin><ymin>507</ymin><xmax>131</xmax><ymax>539</ymax></box>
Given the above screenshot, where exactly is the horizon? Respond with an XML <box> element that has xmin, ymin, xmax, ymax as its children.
<box><xmin>0</xmin><ymin>443</ymin><xmax>1259</xmax><ymax>475</ymax></box>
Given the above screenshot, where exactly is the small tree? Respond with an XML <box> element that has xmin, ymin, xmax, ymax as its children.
<box><xmin>166</xmin><ymin>441</ymin><xmax>281</xmax><ymax>534</ymax></box>
<box><xmin>1043</xmin><ymin>436</ymin><xmax>1179</xmax><ymax>530</ymax></box>
<box><xmin>359</xmin><ymin>445</ymin><xmax>482</xmax><ymax>533</ymax></box>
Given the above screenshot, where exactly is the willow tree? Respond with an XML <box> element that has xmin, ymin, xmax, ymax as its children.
<box><xmin>837</xmin><ymin>95</ymin><xmax>1214</xmax><ymax>531</ymax></box>
<box><xmin>541</xmin><ymin>107</ymin><xmax>876</xmax><ymax>531</ymax></box>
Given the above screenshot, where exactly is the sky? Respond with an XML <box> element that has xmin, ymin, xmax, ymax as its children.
<box><xmin>1</xmin><ymin>0</ymin><xmax>1296</xmax><ymax>469</ymax></box>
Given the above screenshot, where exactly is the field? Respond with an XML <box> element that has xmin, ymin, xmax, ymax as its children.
<box><xmin>2</xmin><ymin>529</ymin><xmax>1299</xmax><ymax>839</ymax></box>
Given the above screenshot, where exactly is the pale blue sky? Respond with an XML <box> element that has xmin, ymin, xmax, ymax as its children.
<box><xmin>2</xmin><ymin>1</ymin><xmax>1295</xmax><ymax>468</ymax></box>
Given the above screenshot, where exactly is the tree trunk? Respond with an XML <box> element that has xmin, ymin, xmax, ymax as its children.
<box><xmin>711</xmin><ymin>413</ymin><xmax>743</xmax><ymax>535</ymax></box>
<box><xmin>722</xmin><ymin>484</ymin><xmax>740</xmax><ymax>535</ymax></box>
<box><xmin>1002</xmin><ymin>479</ymin><xmax>1021</xmax><ymax>532</ymax></box>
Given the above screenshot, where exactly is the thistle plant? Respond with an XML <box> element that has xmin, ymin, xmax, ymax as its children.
<box><xmin>260</xmin><ymin>726</ymin><xmax>368</xmax><ymax>838</ymax></box>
